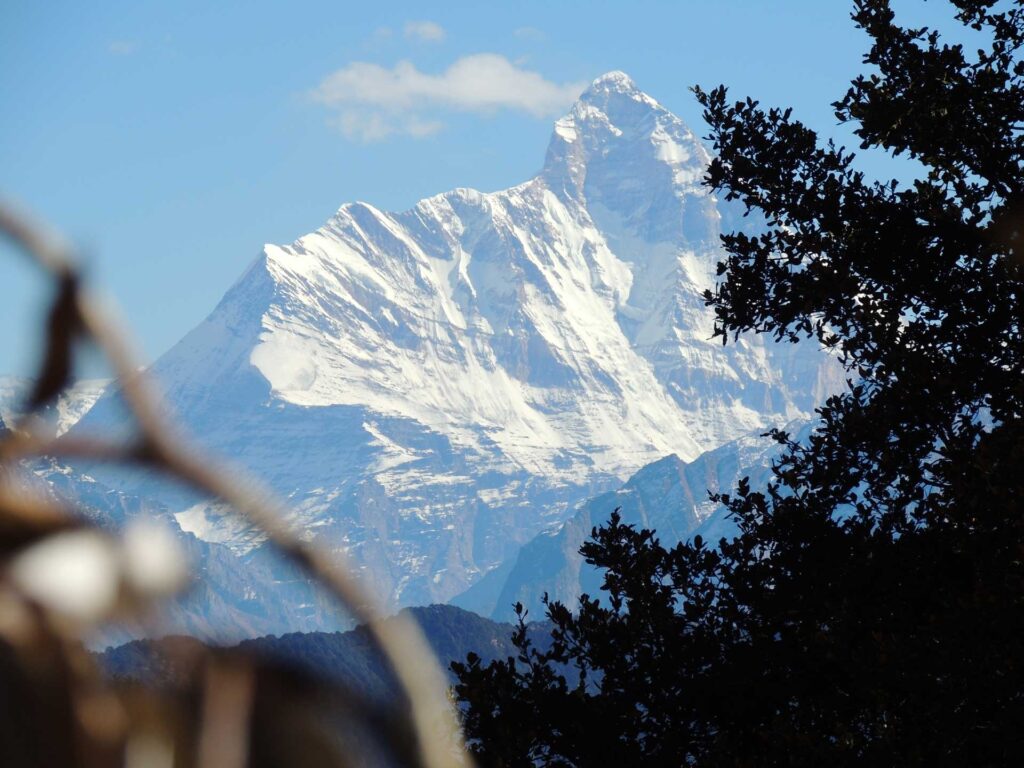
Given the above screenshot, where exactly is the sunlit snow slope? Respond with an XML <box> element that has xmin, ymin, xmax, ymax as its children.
<box><xmin>76</xmin><ymin>72</ymin><xmax>839</xmax><ymax>624</ymax></box>
<box><xmin>0</xmin><ymin>377</ymin><xmax>108</xmax><ymax>437</ymax></box>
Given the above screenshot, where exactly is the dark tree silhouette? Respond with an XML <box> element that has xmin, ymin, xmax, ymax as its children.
<box><xmin>453</xmin><ymin>1</ymin><xmax>1024</xmax><ymax>765</ymax></box>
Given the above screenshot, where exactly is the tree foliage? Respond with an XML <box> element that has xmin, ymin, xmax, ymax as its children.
<box><xmin>453</xmin><ymin>1</ymin><xmax>1024</xmax><ymax>764</ymax></box>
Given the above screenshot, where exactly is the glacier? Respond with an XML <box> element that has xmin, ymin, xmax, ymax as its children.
<box><xmin>54</xmin><ymin>71</ymin><xmax>839</xmax><ymax>634</ymax></box>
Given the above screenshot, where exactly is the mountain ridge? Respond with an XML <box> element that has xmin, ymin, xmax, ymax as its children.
<box><xmin>459</xmin><ymin>422</ymin><xmax>803</xmax><ymax>622</ymax></box>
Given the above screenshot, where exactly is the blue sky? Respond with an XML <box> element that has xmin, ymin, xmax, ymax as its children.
<box><xmin>0</xmin><ymin>0</ymin><xmax>968</xmax><ymax>376</ymax></box>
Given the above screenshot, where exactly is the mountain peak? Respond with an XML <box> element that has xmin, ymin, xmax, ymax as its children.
<box><xmin>542</xmin><ymin>71</ymin><xmax>709</xmax><ymax>211</ymax></box>
<box><xmin>571</xmin><ymin>70</ymin><xmax>658</xmax><ymax>115</ymax></box>
<box><xmin>586</xmin><ymin>70</ymin><xmax>639</xmax><ymax>93</ymax></box>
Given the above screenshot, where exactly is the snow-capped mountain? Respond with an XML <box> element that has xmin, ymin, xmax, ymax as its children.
<box><xmin>71</xmin><ymin>72</ymin><xmax>839</xmax><ymax>630</ymax></box>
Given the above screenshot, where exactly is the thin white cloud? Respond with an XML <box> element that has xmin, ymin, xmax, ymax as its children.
<box><xmin>513</xmin><ymin>26</ymin><xmax>545</xmax><ymax>42</ymax></box>
<box><xmin>357</xmin><ymin>26</ymin><xmax>393</xmax><ymax>53</ymax></box>
<box><xmin>331</xmin><ymin>111</ymin><xmax>444</xmax><ymax>143</ymax></box>
<box><xmin>108</xmin><ymin>40</ymin><xmax>139</xmax><ymax>56</ymax></box>
<box><xmin>312</xmin><ymin>54</ymin><xmax>586</xmax><ymax>141</ymax></box>
<box><xmin>404</xmin><ymin>20</ymin><xmax>446</xmax><ymax>43</ymax></box>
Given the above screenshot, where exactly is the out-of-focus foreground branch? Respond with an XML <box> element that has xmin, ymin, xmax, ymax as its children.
<box><xmin>0</xmin><ymin>200</ymin><xmax>469</xmax><ymax>768</ymax></box>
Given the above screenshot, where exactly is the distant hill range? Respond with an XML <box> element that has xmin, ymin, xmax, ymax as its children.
<box><xmin>99</xmin><ymin>604</ymin><xmax>547</xmax><ymax>698</ymax></box>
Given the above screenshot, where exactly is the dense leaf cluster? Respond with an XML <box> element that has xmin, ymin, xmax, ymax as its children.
<box><xmin>453</xmin><ymin>2</ymin><xmax>1024</xmax><ymax>765</ymax></box>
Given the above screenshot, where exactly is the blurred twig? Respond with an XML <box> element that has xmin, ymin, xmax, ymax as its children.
<box><xmin>0</xmin><ymin>199</ymin><xmax>468</xmax><ymax>768</ymax></box>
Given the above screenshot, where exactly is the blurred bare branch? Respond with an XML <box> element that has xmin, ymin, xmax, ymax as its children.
<box><xmin>0</xmin><ymin>199</ymin><xmax>469</xmax><ymax>768</ymax></box>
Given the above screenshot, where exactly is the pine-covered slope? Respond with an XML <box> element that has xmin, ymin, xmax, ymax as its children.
<box><xmin>69</xmin><ymin>72</ymin><xmax>838</xmax><ymax>632</ymax></box>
